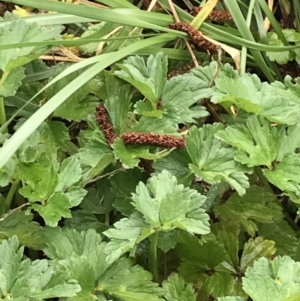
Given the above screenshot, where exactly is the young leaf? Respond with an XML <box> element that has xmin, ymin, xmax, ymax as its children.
<box><xmin>240</xmin><ymin>237</ymin><xmax>276</xmax><ymax>272</ymax></box>
<box><xmin>132</xmin><ymin>170</ymin><xmax>210</xmax><ymax>234</ymax></box>
<box><xmin>115</xmin><ymin>52</ymin><xmax>168</xmax><ymax>106</ymax></box>
<box><xmin>162</xmin><ymin>273</ymin><xmax>197</xmax><ymax>301</ymax></box>
<box><xmin>186</xmin><ymin>124</ymin><xmax>250</xmax><ymax>196</ymax></box>
<box><xmin>162</xmin><ymin>73</ymin><xmax>210</xmax><ymax>124</ymax></box>
<box><xmin>242</xmin><ymin>256</ymin><xmax>300</xmax><ymax>301</ymax></box>
<box><xmin>214</xmin><ymin>185</ymin><xmax>283</xmax><ymax>236</ymax></box>
<box><xmin>17</xmin><ymin>153</ymin><xmax>58</xmax><ymax>201</ymax></box>
<box><xmin>0</xmin><ymin>236</ymin><xmax>80</xmax><ymax>299</ymax></box>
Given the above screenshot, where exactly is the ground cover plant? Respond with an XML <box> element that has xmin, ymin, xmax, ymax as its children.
<box><xmin>0</xmin><ymin>0</ymin><xmax>300</xmax><ymax>300</ymax></box>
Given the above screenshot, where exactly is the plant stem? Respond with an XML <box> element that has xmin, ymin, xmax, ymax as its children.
<box><xmin>149</xmin><ymin>232</ymin><xmax>159</xmax><ymax>282</ymax></box>
<box><xmin>0</xmin><ymin>97</ymin><xmax>7</xmax><ymax>132</ymax></box>
<box><xmin>5</xmin><ymin>179</ymin><xmax>20</xmax><ymax>211</ymax></box>
<box><xmin>0</xmin><ymin>71</ymin><xmax>8</xmax><ymax>132</ymax></box>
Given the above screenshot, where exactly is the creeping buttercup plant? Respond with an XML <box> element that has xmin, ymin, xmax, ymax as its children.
<box><xmin>1</xmin><ymin>4</ymin><xmax>300</xmax><ymax>299</ymax></box>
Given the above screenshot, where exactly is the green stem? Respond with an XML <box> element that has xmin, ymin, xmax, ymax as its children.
<box><xmin>0</xmin><ymin>97</ymin><xmax>7</xmax><ymax>131</ymax></box>
<box><xmin>0</xmin><ymin>72</ymin><xmax>8</xmax><ymax>132</ymax></box>
<box><xmin>5</xmin><ymin>179</ymin><xmax>20</xmax><ymax>211</ymax></box>
<box><xmin>149</xmin><ymin>232</ymin><xmax>159</xmax><ymax>282</ymax></box>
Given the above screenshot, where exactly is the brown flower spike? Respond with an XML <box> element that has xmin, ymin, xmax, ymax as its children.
<box><xmin>168</xmin><ymin>22</ymin><xmax>218</xmax><ymax>53</ymax></box>
<box><xmin>191</xmin><ymin>7</ymin><xmax>233</xmax><ymax>23</ymax></box>
<box><xmin>120</xmin><ymin>132</ymin><xmax>186</xmax><ymax>149</ymax></box>
<box><xmin>95</xmin><ymin>104</ymin><xmax>116</xmax><ymax>145</ymax></box>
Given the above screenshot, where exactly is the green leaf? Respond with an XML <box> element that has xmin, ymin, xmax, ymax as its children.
<box><xmin>177</xmin><ymin>233</ymin><xmax>227</xmax><ymax>282</ymax></box>
<box><xmin>152</xmin><ymin>149</ymin><xmax>191</xmax><ymax>178</ymax></box>
<box><xmin>44</xmin><ymin>227</ymin><xmax>110</xmax><ymax>300</ymax></box>
<box><xmin>216</xmin><ymin>115</ymin><xmax>282</xmax><ymax>169</ymax></box>
<box><xmin>157</xmin><ymin>230</ymin><xmax>180</xmax><ymax>253</ymax></box>
<box><xmin>214</xmin><ymin>185</ymin><xmax>283</xmax><ymax>236</ymax></box>
<box><xmin>162</xmin><ymin>73</ymin><xmax>210</xmax><ymax>124</ymax></box>
<box><xmin>0</xmin><ymin>211</ymin><xmax>45</xmax><ymax>250</ymax></box>
<box><xmin>55</xmin><ymin>257</ymin><xmax>96</xmax><ymax>301</ymax></box>
<box><xmin>186</xmin><ymin>124</ymin><xmax>250</xmax><ymax>196</ymax></box>
<box><xmin>18</xmin><ymin>153</ymin><xmax>58</xmax><ymax>201</ymax></box>
<box><xmin>17</xmin><ymin>130</ymin><xmax>45</xmax><ymax>163</ymax></box>
<box><xmin>257</xmin><ymin>219</ymin><xmax>298</xmax><ymax>257</ymax></box>
<box><xmin>76</xmin><ymin>115</ymin><xmax>114</xmax><ymax>182</ymax></box>
<box><xmin>46</xmin><ymin>68</ymin><xmax>100</xmax><ymax>121</ymax></box>
<box><xmin>96</xmin><ymin>257</ymin><xmax>164</xmax><ymax>301</ymax></box>
<box><xmin>134</xmin><ymin>100</ymin><xmax>164</xmax><ymax>118</ymax></box>
<box><xmin>111</xmin><ymin>168</ymin><xmax>148</xmax><ymax>216</ymax></box>
<box><xmin>44</xmin><ymin>227</ymin><xmax>109</xmax><ymax>276</ymax></box>
<box><xmin>240</xmin><ymin>237</ymin><xmax>276</xmax><ymax>272</ymax></box>
<box><xmin>55</xmin><ymin>156</ymin><xmax>82</xmax><ymax>191</ymax></box>
<box><xmin>39</xmin><ymin>120</ymin><xmax>74</xmax><ymax>159</ymax></box>
<box><xmin>79</xmin><ymin>22</ymin><xmax>119</xmax><ymax>54</ymax></box>
<box><xmin>112</xmin><ymin>137</ymin><xmax>140</xmax><ymax>168</ymax></box>
<box><xmin>243</xmin><ymin>256</ymin><xmax>300</xmax><ymax>301</ymax></box>
<box><xmin>80</xmin><ymin>177</ymin><xmax>113</xmax><ymax>214</ymax></box>
<box><xmin>104</xmin><ymin>213</ymin><xmax>151</xmax><ymax>264</ymax></box>
<box><xmin>115</xmin><ymin>52</ymin><xmax>168</xmax><ymax>105</ymax></box>
<box><xmin>263</xmin><ymin>154</ymin><xmax>300</xmax><ymax>203</ymax></box>
<box><xmin>216</xmin><ymin>116</ymin><xmax>300</xmax><ymax>200</ymax></box>
<box><xmin>202</xmin><ymin>272</ymin><xmax>234</xmax><ymax>300</ymax></box>
<box><xmin>0</xmin><ymin>236</ymin><xmax>80</xmax><ymax>300</ymax></box>
<box><xmin>212</xmin><ymin>67</ymin><xmax>264</xmax><ymax>114</ymax></box>
<box><xmin>104</xmin><ymin>74</ymin><xmax>132</xmax><ymax>134</ymax></box>
<box><xmin>162</xmin><ymin>273</ymin><xmax>197</xmax><ymax>301</ymax></box>
<box><xmin>132</xmin><ymin>170</ymin><xmax>210</xmax><ymax>234</ymax></box>
<box><xmin>32</xmin><ymin>192</ymin><xmax>72</xmax><ymax>227</ymax></box>
<box><xmin>0</xmin><ymin>66</ymin><xmax>25</xmax><ymax>97</ymax></box>
<box><xmin>218</xmin><ymin>297</ymin><xmax>246</xmax><ymax>301</ymax></box>
<box><xmin>266</xmin><ymin>29</ymin><xmax>300</xmax><ymax>64</ymax></box>
<box><xmin>132</xmin><ymin>116</ymin><xmax>178</xmax><ymax>133</ymax></box>
<box><xmin>64</xmin><ymin>210</ymin><xmax>108</xmax><ymax>233</ymax></box>
<box><xmin>211</xmin><ymin>63</ymin><xmax>300</xmax><ymax>125</ymax></box>
<box><xmin>0</xmin><ymin>18</ymin><xmax>61</xmax><ymax>72</ymax></box>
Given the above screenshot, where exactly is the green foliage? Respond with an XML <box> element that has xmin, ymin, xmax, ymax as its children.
<box><xmin>0</xmin><ymin>236</ymin><xmax>81</xmax><ymax>300</ymax></box>
<box><xmin>1</xmin><ymin>9</ymin><xmax>300</xmax><ymax>298</ymax></box>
